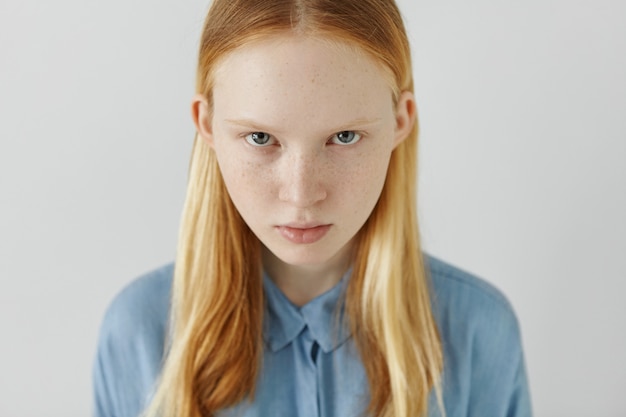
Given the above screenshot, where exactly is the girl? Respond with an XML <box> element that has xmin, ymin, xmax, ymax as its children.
<box><xmin>93</xmin><ymin>0</ymin><xmax>532</xmax><ymax>416</ymax></box>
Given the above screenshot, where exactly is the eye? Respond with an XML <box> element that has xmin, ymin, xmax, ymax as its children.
<box><xmin>330</xmin><ymin>131</ymin><xmax>362</xmax><ymax>146</ymax></box>
<box><xmin>244</xmin><ymin>132</ymin><xmax>273</xmax><ymax>146</ymax></box>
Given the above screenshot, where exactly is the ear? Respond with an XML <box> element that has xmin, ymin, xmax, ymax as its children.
<box><xmin>191</xmin><ymin>93</ymin><xmax>214</xmax><ymax>147</ymax></box>
<box><xmin>392</xmin><ymin>90</ymin><xmax>417</xmax><ymax>149</ymax></box>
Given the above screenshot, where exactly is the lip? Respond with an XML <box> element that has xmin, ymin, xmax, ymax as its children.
<box><xmin>275</xmin><ymin>224</ymin><xmax>331</xmax><ymax>244</ymax></box>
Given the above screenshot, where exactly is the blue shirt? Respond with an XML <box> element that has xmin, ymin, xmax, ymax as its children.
<box><xmin>93</xmin><ymin>255</ymin><xmax>532</xmax><ymax>417</ymax></box>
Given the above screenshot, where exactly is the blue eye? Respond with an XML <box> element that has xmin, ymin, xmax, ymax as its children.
<box><xmin>245</xmin><ymin>132</ymin><xmax>273</xmax><ymax>146</ymax></box>
<box><xmin>330</xmin><ymin>131</ymin><xmax>362</xmax><ymax>145</ymax></box>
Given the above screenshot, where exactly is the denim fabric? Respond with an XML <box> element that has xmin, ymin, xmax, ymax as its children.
<box><xmin>93</xmin><ymin>255</ymin><xmax>532</xmax><ymax>417</ymax></box>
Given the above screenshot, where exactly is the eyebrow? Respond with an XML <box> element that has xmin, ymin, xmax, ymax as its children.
<box><xmin>224</xmin><ymin>117</ymin><xmax>383</xmax><ymax>132</ymax></box>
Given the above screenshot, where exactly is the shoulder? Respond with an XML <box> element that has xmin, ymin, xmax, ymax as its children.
<box><xmin>93</xmin><ymin>264</ymin><xmax>174</xmax><ymax>417</ymax></box>
<box><xmin>425</xmin><ymin>254</ymin><xmax>517</xmax><ymax>323</ymax></box>
<box><xmin>424</xmin><ymin>255</ymin><xmax>532</xmax><ymax>416</ymax></box>
<box><xmin>97</xmin><ymin>262</ymin><xmax>174</xmax><ymax>363</ymax></box>
<box><xmin>424</xmin><ymin>253</ymin><xmax>521</xmax><ymax>351</ymax></box>
<box><xmin>101</xmin><ymin>263</ymin><xmax>174</xmax><ymax>332</ymax></box>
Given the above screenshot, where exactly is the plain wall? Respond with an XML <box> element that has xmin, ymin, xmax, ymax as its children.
<box><xmin>1</xmin><ymin>0</ymin><xmax>624</xmax><ymax>416</ymax></box>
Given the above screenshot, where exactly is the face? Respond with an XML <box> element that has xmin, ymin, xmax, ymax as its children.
<box><xmin>194</xmin><ymin>35</ymin><xmax>415</xmax><ymax>275</ymax></box>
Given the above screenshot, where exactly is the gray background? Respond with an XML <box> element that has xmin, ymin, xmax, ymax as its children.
<box><xmin>1</xmin><ymin>0</ymin><xmax>624</xmax><ymax>416</ymax></box>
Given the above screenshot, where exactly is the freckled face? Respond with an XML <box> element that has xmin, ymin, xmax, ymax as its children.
<box><xmin>206</xmin><ymin>35</ymin><xmax>410</xmax><ymax>270</ymax></box>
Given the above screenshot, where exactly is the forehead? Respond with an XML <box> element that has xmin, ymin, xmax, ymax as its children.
<box><xmin>210</xmin><ymin>35</ymin><xmax>395</xmax><ymax>129</ymax></box>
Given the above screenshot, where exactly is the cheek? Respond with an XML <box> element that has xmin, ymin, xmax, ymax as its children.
<box><xmin>216</xmin><ymin>151</ymin><xmax>239</xmax><ymax>189</ymax></box>
<box><xmin>335</xmin><ymin>151</ymin><xmax>391</xmax><ymax>208</ymax></box>
<box><xmin>216</xmin><ymin>151</ymin><xmax>274</xmax><ymax>210</ymax></box>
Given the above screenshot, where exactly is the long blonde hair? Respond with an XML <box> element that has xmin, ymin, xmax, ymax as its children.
<box><xmin>145</xmin><ymin>0</ymin><xmax>443</xmax><ymax>416</ymax></box>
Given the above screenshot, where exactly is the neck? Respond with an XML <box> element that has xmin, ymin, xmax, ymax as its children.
<box><xmin>262</xmin><ymin>244</ymin><xmax>353</xmax><ymax>307</ymax></box>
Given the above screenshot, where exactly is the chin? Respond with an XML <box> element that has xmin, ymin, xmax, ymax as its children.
<box><xmin>264</xmin><ymin>242</ymin><xmax>341</xmax><ymax>268</ymax></box>
<box><xmin>278</xmin><ymin>250</ymin><xmax>336</xmax><ymax>267</ymax></box>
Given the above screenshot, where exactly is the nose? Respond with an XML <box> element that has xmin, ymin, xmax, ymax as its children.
<box><xmin>278</xmin><ymin>151</ymin><xmax>327</xmax><ymax>208</ymax></box>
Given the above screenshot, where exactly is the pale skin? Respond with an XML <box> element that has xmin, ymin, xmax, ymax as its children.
<box><xmin>192</xmin><ymin>34</ymin><xmax>416</xmax><ymax>306</ymax></box>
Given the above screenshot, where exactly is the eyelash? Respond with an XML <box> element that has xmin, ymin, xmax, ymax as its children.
<box><xmin>330</xmin><ymin>131</ymin><xmax>362</xmax><ymax>146</ymax></box>
<box><xmin>244</xmin><ymin>132</ymin><xmax>274</xmax><ymax>147</ymax></box>
<box><xmin>243</xmin><ymin>131</ymin><xmax>363</xmax><ymax>147</ymax></box>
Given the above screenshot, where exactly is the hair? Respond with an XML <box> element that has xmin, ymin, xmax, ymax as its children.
<box><xmin>144</xmin><ymin>1</ymin><xmax>444</xmax><ymax>416</ymax></box>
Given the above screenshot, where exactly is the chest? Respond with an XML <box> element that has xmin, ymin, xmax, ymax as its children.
<box><xmin>218</xmin><ymin>327</ymin><xmax>369</xmax><ymax>417</ymax></box>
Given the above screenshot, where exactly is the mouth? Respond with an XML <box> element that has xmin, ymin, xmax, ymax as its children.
<box><xmin>275</xmin><ymin>224</ymin><xmax>331</xmax><ymax>244</ymax></box>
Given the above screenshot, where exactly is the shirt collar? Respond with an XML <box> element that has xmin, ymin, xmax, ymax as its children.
<box><xmin>262</xmin><ymin>269</ymin><xmax>352</xmax><ymax>353</ymax></box>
